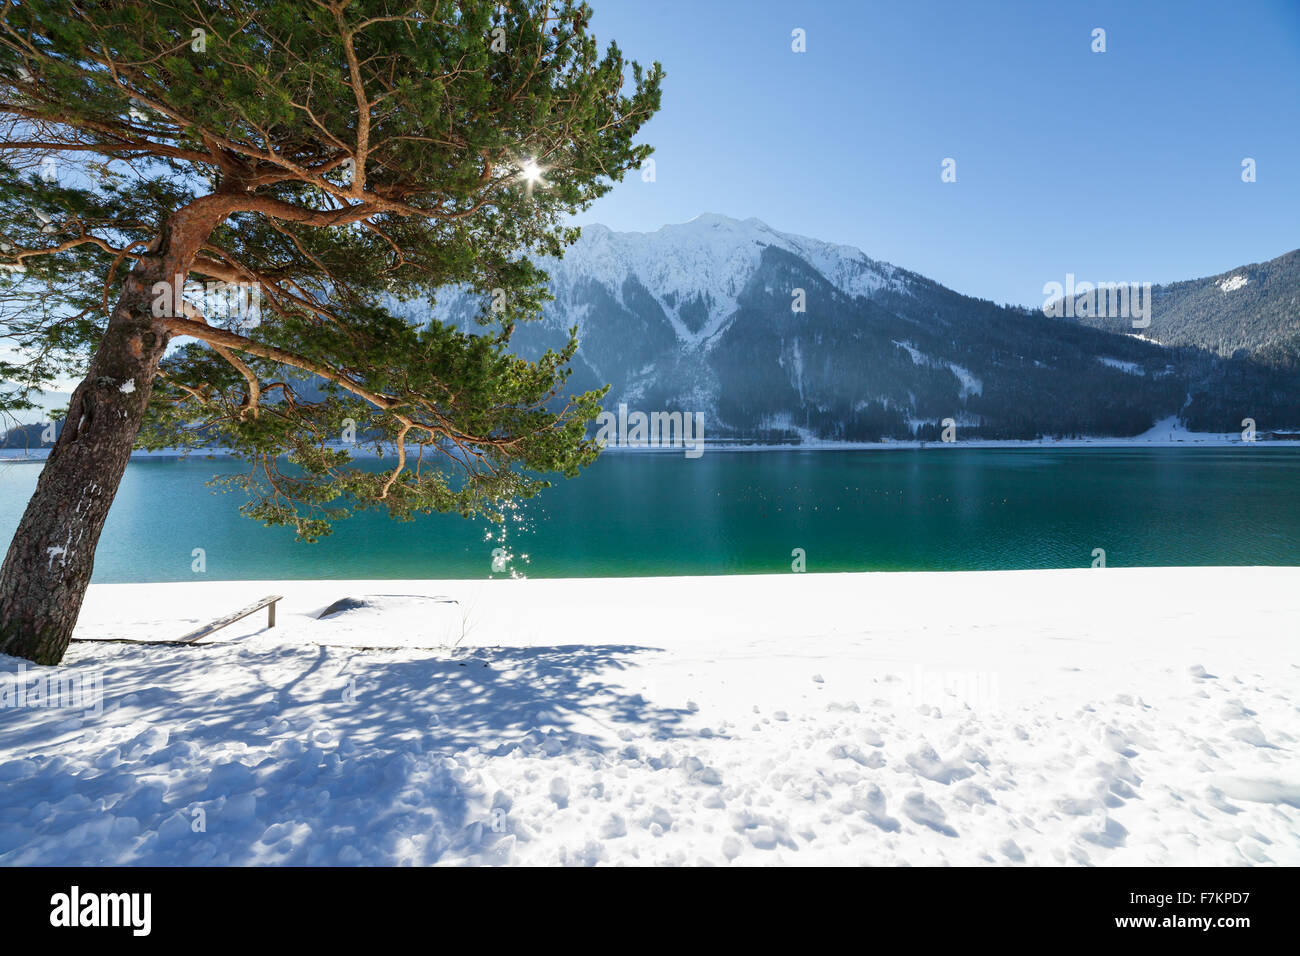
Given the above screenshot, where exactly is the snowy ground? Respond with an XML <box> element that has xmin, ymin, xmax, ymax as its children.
<box><xmin>2</xmin><ymin>567</ymin><xmax>1298</xmax><ymax>866</ymax></box>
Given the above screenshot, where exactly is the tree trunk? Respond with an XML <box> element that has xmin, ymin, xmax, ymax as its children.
<box><xmin>0</xmin><ymin>196</ymin><xmax>231</xmax><ymax>664</ymax></box>
<box><xmin>0</xmin><ymin>267</ymin><xmax>169</xmax><ymax>663</ymax></box>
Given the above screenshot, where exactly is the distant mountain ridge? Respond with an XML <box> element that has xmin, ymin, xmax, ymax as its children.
<box><xmin>399</xmin><ymin>214</ymin><xmax>1298</xmax><ymax>441</ymax></box>
<box><xmin>1074</xmin><ymin>248</ymin><xmax>1300</xmax><ymax>364</ymax></box>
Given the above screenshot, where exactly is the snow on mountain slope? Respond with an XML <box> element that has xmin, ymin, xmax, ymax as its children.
<box><xmin>892</xmin><ymin>341</ymin><xmax>983</xmax><ymax>399</ymax></box>
<box><xmin>550</xmin><ymin>214</ymin><xmax>908</xmax><ymax>348</ymax></box>
<box><xmin>433</xmin><ymin>213</ymin><xmax>910</xmax><ymax>350</ymax></box>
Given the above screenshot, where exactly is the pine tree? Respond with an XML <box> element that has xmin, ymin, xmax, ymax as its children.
<box><xmin>0</xmin><ymin>0</ymin><xmax>661</xmax><ymax>664</ymax></box>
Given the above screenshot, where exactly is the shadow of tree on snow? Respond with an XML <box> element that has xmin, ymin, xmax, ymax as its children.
<box><xmin>0</xmin><ymin>642</ymin><xmax>696</xmax><ymax>864</ymax></box>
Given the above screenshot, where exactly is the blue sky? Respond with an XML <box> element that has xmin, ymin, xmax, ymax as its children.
<box><xmin>577</xmin><ymin>0</ymin><xmax>1300</xmax><ymax>306</ymax></box>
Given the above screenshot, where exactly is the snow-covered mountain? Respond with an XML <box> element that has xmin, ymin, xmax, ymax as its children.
<box><xmin>537</xmin><ymin>214</ymin><xmax>914</xmax><ymax>349</ymax></box>
<box><xmin>402</xmin><ymin>215</ymin><xmax>1297</xmax><ymax>441</ymax></box>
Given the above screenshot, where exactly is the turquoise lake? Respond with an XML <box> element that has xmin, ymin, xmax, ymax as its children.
<box><xmin>1</xmin><ymin>447</ymin><xmax>1297</xmax><ymax>582</ymax></box>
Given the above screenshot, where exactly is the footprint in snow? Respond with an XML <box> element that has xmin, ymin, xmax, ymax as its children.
<box><xmin>952</xmin><ymin>782</ymin><xmax>996</xmax><ymax>807</ymax></box>
<box><xmin>904</xmin><ymin>744</ymin><xmax>974</xmax><ymax>785</ymax></box>
<box><xmin>599</xmin><ymin>813</ymin><xmax>627</xmax><ymax>839</ymax></box>
<box><xmin>828</xmin><ymin>743</ymin><xmax>885</xmax><ymax>769</ymax></box>
<box><xmin>1079</xmin><ymin>814</ymin><xmax>1128</xmax><ymax>848</ymax></box>
<box><xmin>1228</xmin><ymin>724</ymin><xmax>1276</xmax><ymax>748</ymax></box>
<box><xmin>854</xmin><ymin>783</ymin><xmax>901</xmax><ymax>832</ymax></box>
<box><xmin>902</xmin><ymin>791</ymin><xmax>957</xmax><ymax>837</ymax></box>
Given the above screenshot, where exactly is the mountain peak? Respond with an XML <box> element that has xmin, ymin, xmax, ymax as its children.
<box><xmin>577</xmin><ymin>212</ymin><xmax>772</xmax><ymax>238</ymax></box>
<box><xmin>679</xmin><ymin>212</ymin><xmax>769</xmax><ymax>230</ymax></box>
<box><xmin>549</xmin><ymin>215</ymin><xmax>909</xmax><ymax>348</ymax></box>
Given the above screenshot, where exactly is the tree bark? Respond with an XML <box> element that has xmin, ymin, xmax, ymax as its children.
<box><xmin>0</xmin><ymin>197</ymin><xmax>231</xmax><ymax>665</ymax></box>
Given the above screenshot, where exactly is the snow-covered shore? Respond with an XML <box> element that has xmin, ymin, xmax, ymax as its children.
<box><xmin>2</xmin><ymin>567</ymin><xmax>1298</xmax><ymax>865</ymax></box>
<box><xmin>3</xmin><ymin>416</ymin><xmax>1295</xmax><ymax>460</ymax></box>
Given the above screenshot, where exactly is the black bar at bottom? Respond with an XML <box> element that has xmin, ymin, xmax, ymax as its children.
<box><xmin>1</xmin><ymin>864</ymin><xmax>1288</xmax><ymax>944</ymax></box>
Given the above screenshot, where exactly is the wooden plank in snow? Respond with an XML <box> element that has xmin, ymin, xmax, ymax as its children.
<box><xmin>175</xmin><ymin>595</ymin><xmax>282</xmax><ymax>644</ymax></box>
